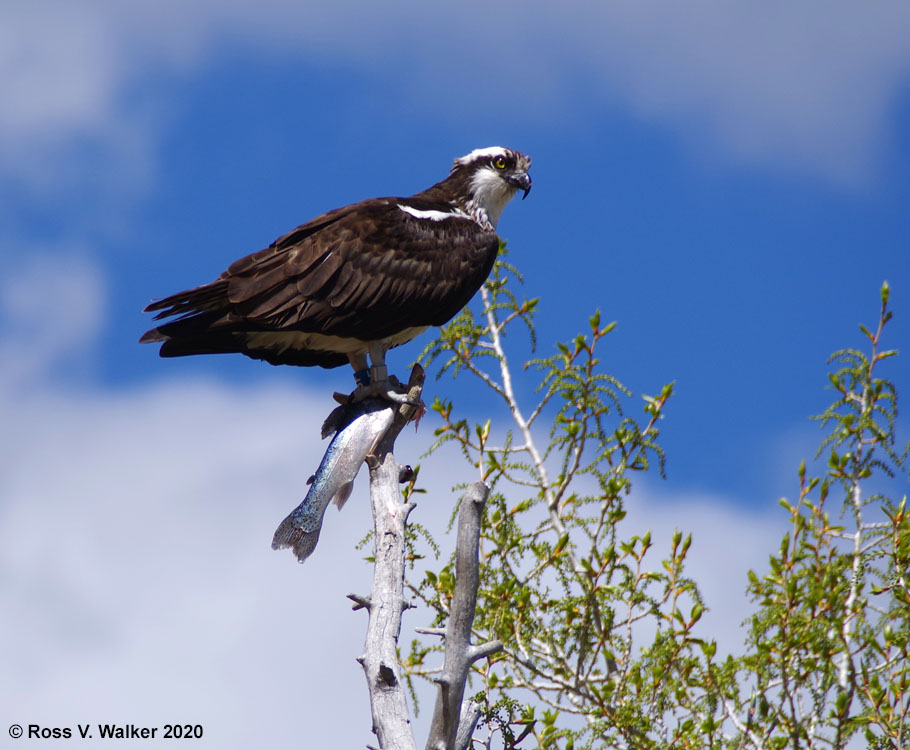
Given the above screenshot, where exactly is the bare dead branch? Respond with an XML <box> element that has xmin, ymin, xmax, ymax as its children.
<box><xmin>454</xmin><ymin>701</ymin><xmax>483</xmax><ymax>750</ymax></box>
<box><xmin>348</xmin><ymin>593</ymin><xmax>372</xmax><ymax>611</ymax></box>
<box><xmin>415</xmin><ymin>627</ymin><xmax>447</xmax><ymax>638</ymax></box>
<box><xmin>425</xmin><ymin>481</ymin><xmax>502</xmax><ymax>750</ymax></box>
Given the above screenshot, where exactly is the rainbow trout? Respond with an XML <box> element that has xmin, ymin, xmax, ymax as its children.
<box><xmin>272</xmin><ymin>399</ymin><xmax>395</xmax><ymax>563</ymax></box>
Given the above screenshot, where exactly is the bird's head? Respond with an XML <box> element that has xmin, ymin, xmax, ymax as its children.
<box><xmin>449</xmin><ymin>147</ymin><xmax>532</xmax><ymax>230</ymax></box>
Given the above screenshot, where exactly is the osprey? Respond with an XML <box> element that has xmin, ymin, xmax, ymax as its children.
<box><xmin>140</xmin><ymin>146</ymin><xmax>531</xmax><ymax>399</ymax></box>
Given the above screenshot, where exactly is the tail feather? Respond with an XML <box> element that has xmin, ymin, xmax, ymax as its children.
<box><xmin>271</xmin><ymin>515</ymin><xmax>322</xmax><ymax>564</ymax></box>
<box><xmin>144</xmin><ymin>280</ymin><xmax>230</xmax><ymax>318</ymax></box>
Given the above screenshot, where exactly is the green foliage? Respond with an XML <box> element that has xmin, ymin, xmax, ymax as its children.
<box><xmin>413</xmin><ymin>252</ymin><xmax>717</xmax><ymax>749</ymax></box>
<box><xmin>733</xmin><ymin>282</ymin><xmax>910</xmax><ymax>750</ymax></box>
<box><xmin>406</xmin><ymin>256</ymin><xmax>908</xmax><ymax>750</ymax></box>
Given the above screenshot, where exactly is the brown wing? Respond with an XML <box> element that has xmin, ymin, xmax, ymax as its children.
<box><xmin>140</xmin><ymin>198</ymin><xmax>499</xmax><ymax>367</ymax></box>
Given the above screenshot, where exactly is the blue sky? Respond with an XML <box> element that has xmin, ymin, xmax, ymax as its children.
<box><xmin>2</xmin><ymin>1</ymin><xmax>908</xmax><ymax>747</ymax></box>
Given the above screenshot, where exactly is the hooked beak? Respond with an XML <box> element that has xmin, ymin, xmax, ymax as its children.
<box><xmin>508</xmin><ymin>172</ymin><xmax>532</xmax><ymax>200</ymax></box>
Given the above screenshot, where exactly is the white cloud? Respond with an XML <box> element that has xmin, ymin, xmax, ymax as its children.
<box><xmin>0</xmin><ymin>372</ymin><xmax>787</xmax><ymax>746</ymax></box>
<box><xmin>0</xmin><ymin>380</ymin><xmax>783</xmax><ymax>735</ymax></box>
<box><xmin>574</xmin><ymin>1</ymin><xmax>910</xmax><ymax>184</ymax></box>
<box><xmin>0</xmin><ymin>377</ymin><xmax>380</xmax><ymax>746</ymax></box>
<box><xmin>0</xmin><ymin>252</ymin><xmax>106</xmax><ymax>390</ymax></box>
<box><xmin>623</xmin><ymin>485</ymin><xmax>783</xmax><ymax>654</ymax></box>
<box><xmin>1</xmin><ymin>0</ymin><xmax>908</xmax><ymax>194</ymax></box>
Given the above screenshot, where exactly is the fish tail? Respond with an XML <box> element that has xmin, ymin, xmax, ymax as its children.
<box><xmin>271</xmin><ymin>515</ymin><xmax>322</xmax><ymax>563</ymax></box>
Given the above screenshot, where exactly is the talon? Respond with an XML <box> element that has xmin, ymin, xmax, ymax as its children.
<box><xmin>350</xmin><ymin>376</ymin><xmax>416</xmax><ymax>405</ymax></box>
<box><xmin>383</xmin><ymin>391</ymin><xmax>419</xmax><ymax>406</ymax></box>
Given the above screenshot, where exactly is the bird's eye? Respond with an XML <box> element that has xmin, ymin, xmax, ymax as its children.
<box><xmin>492</xmin><ymin>156</ymin><xmax>507</xmax><ymax>169</ymax></box>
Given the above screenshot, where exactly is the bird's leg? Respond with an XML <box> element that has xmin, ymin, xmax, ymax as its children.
<box><xmin>348</xmin><ymin>352</ymin><xmax>371</xmax><ymax>388</ymax></box>
<box><xmin>346</xmin><ymin>346</ymin><xmax>414</xmax><ymax>404</ymax></box>
<box><xmin>332</xmin><ymin>353</ymin><xmax>371</xmax><ymax>405</ymax></box>
<box><xmin>366</xmin><ymin>345</ymin><xmax>399</xmax><ymax>391</ymax></box>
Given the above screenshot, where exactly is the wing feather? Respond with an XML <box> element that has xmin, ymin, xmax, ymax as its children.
<box><xmin>140</xmin><ymin>197</ymin><xmax>500</xmax><ymax>366</ymax></box>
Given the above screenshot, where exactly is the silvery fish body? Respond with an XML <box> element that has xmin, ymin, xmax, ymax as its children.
<box><xmin>272</xmin><ymin>400</ymin><xmax>395</xmax><ymax>563</ymax></box>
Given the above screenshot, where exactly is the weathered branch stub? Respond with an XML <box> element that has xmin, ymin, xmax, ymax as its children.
<box><xmin>425</xmin><ymin>482</ymin><xmax>501</xmax><ymax>750</ymax></box>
